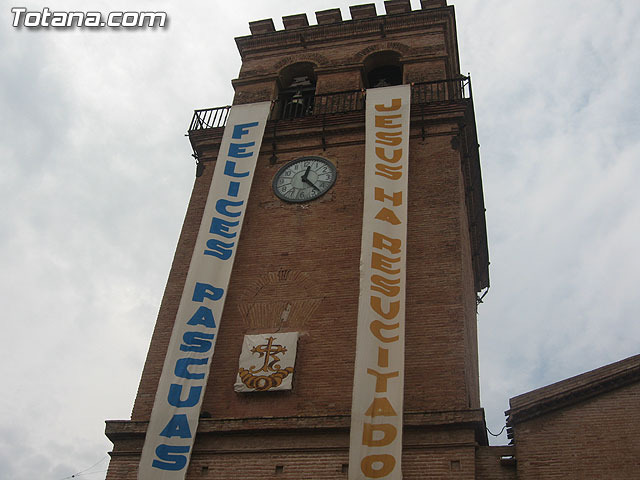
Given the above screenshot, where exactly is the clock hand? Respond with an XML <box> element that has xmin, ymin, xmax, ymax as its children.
<box><xmin>301</xmin><ymin>166</ymin><xmax>311</xmax><ymax>182</ymax></box>
<box><xmin>302</xmin><ymin>176</ymin><xmax>321</xmax><ymax>191</ymax></box>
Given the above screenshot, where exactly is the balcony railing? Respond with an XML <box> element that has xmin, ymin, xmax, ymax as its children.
<box><xmin>412</xmin><ymin>76</ymin><xmax>469</xmax><ymax>105</ymax></box>
<box><xmin>188</xmin><ymin>76</ymin><xmax>471</xmax><ymax>132</ymax></box>
<box><xmin>276</xmin><ymin>89</ymin><xmax>367</xmax><ymax>120</ymax></box>
<box><xmin>189</xmin><ymin>105</ymin><xmax>231</xmax><ymax>131</ymax></box>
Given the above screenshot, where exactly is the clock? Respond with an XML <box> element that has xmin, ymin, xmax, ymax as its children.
<box><xmin>272</xmin><ymin>156</ymin><xmax>337</xmax><ymax>203</ymax></box>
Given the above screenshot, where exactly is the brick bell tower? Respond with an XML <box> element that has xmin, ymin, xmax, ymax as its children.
<box><xmin>105</xmin><ymin>0</ymin><xmax>490</xmax><ymax>478</ymax></box>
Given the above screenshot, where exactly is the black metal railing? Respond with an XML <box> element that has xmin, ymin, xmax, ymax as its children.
<box><xmin>411</xmin><ymin>76</ymin><xmax>470</xmax><ymax>104</ymax></box>
<box><xmin>188</xmin><ymin>76</ymin><xmax>471</xmax><ymax>132</ymax></box>
<box><xmin>277</xmin><ymin>92</ymin><xmax>315</xmax><ymax>119</ymax></box>
<box><xmin>189</xmin><ymin>106</ymin><xmax>230</xmax><ymax>131</ymax></box>
<box><xmin>276</xmin><ymin>89</ymin><xmax>366</xmax><ymax>119</ymax></box>
<box><xmin>315</xmin><ymin>89</ymin><xmax>366</xmax><ymax>115</ymax></box>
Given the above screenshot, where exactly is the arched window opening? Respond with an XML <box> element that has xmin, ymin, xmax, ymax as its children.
<box><xmin>364</xmin><ymin>51</ymin><xmax>403</xmax><ymax>88</ymax></box>
<box><xmin>368</xmin><ymin>65</ymin><xmax>403</xmax><ymax>88</ymax></box>
<box><xmin>277</xmin><ymin>63</ymin><xmax>316</xmax><ymax>119</ymax></box>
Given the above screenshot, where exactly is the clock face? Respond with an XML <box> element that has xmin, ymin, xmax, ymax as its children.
<box><xmin>273</xmin><ymin>156</ymin><xmax>337</xmax><ymax>203</ymax></box>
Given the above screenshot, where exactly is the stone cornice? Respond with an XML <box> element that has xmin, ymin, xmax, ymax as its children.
<box><xmin>106</xmin><ymin>408</ymin><xmax>485</xmax><ymax>441</ymax></box>
<box><xmin>231</xmin><ymin>73</ymin><xmax>279</xmax><ymax>88</ymax></box>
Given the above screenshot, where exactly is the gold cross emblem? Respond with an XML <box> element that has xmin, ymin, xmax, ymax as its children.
<box><xmin>238</xmin><ymin>335</ymin><xmax>295</xmax><ymax>391</ymax></box>
<box><xmin>249</xmin><ymin>336</ymin><xmax>288</xmax><ymax>374</ymax></box>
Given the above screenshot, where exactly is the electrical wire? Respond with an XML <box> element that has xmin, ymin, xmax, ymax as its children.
<box><xmin>486</xmin><ymin>424</ymin><xmax>506</xmax><ymax>437</ymax></box>
<box><xmin>63</xmin><ymin>470</ymin><xmax>108</xmax><ymax>479</ymax></box>
<box><xmin>57</xmin><ymin>455</ymin><xmax>108</xmax><ymax>480</ymax></box>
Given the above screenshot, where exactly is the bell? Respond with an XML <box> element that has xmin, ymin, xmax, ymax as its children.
<box><xmin>290</xmin><ymin>90</ymin><xmax>304</xmax><ymax>105</ymax></box>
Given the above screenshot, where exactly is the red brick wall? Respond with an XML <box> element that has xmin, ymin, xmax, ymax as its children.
<box><xmin>459</xmin><ymin>145</ymin><xmax>481</xmax><ymax>410</ymax></box>
<box><xmin>111</xmin><ymin>116</ymin><xmax>483</xmax><ymax>479</ymax></box>
<box><xmin>130</xmin><ymin>117</ymin><xmax>479</xmax><ymax>421</ymax></box>
<box><xmin>233</xmin><ymin>8</ymin><xmax>455</xmax><ymax>105</ymax></box>
<box><xmin>513</xmin><ymin>382</ymin><xmax>640</xmax><ymax>479</ymax></box>
<box><xmin>128</xmin><ymin>113</ymin><xmax>479</xmax><ymax>422</ymax></box>
<box><xmin>404</xmin><ymin>132</ymin><xmax>479</xmax><ymax>412</ymax></box>
<box><xmin>107</xmin><ymin>424</ymin><xmax>481</xmax><ymax>479</ymax></box>
<box><xmin>475</xmin><ymin>446</ymin><xmax>516</xmax><ymax>480</ymax></box>
<box><xmin>129</xmin><ymin>0</ymin><xmax>475</xmax><ymax>426</ymax></box>
<box><xmin>107</xmin><ymin>5</ymin><xmax>488</xmax><ymax>479</ymax></box>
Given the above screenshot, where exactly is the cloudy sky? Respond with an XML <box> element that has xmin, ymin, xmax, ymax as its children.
<box><xmin>1</xmin><ymin>1</ymin><xmax>639</xmax><ymax>478</ymax></box>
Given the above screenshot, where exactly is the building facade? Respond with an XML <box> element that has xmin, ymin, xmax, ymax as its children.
<box><xmin>104</xmin><ymin>1</ymin><xmax>638</xmax><ymax>478</ymax></box>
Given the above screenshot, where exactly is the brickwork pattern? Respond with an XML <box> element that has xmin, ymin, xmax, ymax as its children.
<box><xmin>234</xmin><ymin>6</ymin><xmax>456</xmax><ymax>105</ymax></box>
<box><xmin>475</xmin><ymin>446</ymin><xmax>516</xmax><ymax>480</ymax></box>
<box><xmin>106</xmin><ymin>2</ymin><xmax>493</xmax><ymax>478</ymax></box>
<box><xmin>107</xmin><ymin>424</ymin><xmax>483</xmax><ymax>479</ymax></box>
<box><xmin>513</xmin><ymin>381</ymin><xmax>640</xmax><ymax>479</ymax></box>
<box><xmin>130</xmin><ymin>118</ymin><xmax>479</xmax><ymax>422</ymax></box>
<box><xmin>109</xmin><ymin>118</ymin><xmax>484</xmax><ymax>479</ymax></box>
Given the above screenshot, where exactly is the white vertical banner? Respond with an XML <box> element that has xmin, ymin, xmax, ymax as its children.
<box><xmin>138</xmin><ymin>102</ymin><xmax>271</xmax><ymax>480</ymax></box>
<box><xmin>349</xmin><ymin>85</ymin><xmax>410</xmax><ymax>479</ymax></box>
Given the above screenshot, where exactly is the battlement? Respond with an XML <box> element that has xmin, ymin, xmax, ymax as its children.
<box><xmin>248</xmin><ymin>1</ymin><xmax>447</xmax><ymax>35</ymax></box>
<box><xmin>237</xmin><ymin>1</ymin><xmax>453</xmax><ymax>61</ymax></box>
<box><xmin>233</xmin><ymin>0</ymin><xmax>458</xmax><ymax>98</ymax></box>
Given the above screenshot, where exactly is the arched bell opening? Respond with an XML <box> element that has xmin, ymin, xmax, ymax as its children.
<box><xmin>363</xmin><ymin>51</ymin><xmax>403</xmax><ymax>88</ymax></box>
<box><xmin>277</xmin><ymin>62</ymin><xmax>317</xmax><ymax>119</ymax></box>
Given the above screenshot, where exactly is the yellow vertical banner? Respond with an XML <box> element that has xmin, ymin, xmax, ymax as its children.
<box><xmin>349</xmin><ymin>85</ymin><xmax>410</xmax><ymax>479</ymax></box>
<box><xmin>138</xmin><ymin>102</ymin><xmax>271</xmax><ymax>480</ymax></box>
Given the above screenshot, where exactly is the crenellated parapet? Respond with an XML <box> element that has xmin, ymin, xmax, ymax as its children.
<box><xmin>246</xmin><ymin>0</ymin><xmax>447</xmax><ymax>36</ymax></box>
<box><xmin>233</xmin><ymin>1</ymin><xmax>457</xmax><ymax>104</ymax></box>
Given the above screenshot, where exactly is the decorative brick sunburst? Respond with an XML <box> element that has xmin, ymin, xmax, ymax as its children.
<box><xmin>238</xmin><ymin>269</ymin><xmax>323</xmax><ymax>331</ymax></box>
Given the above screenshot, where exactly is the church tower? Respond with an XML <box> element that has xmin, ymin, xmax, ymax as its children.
<box><xmin>105</xmin><ymin>1</ymin><xmax>490</xmax><ymax>478</ymax></box>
